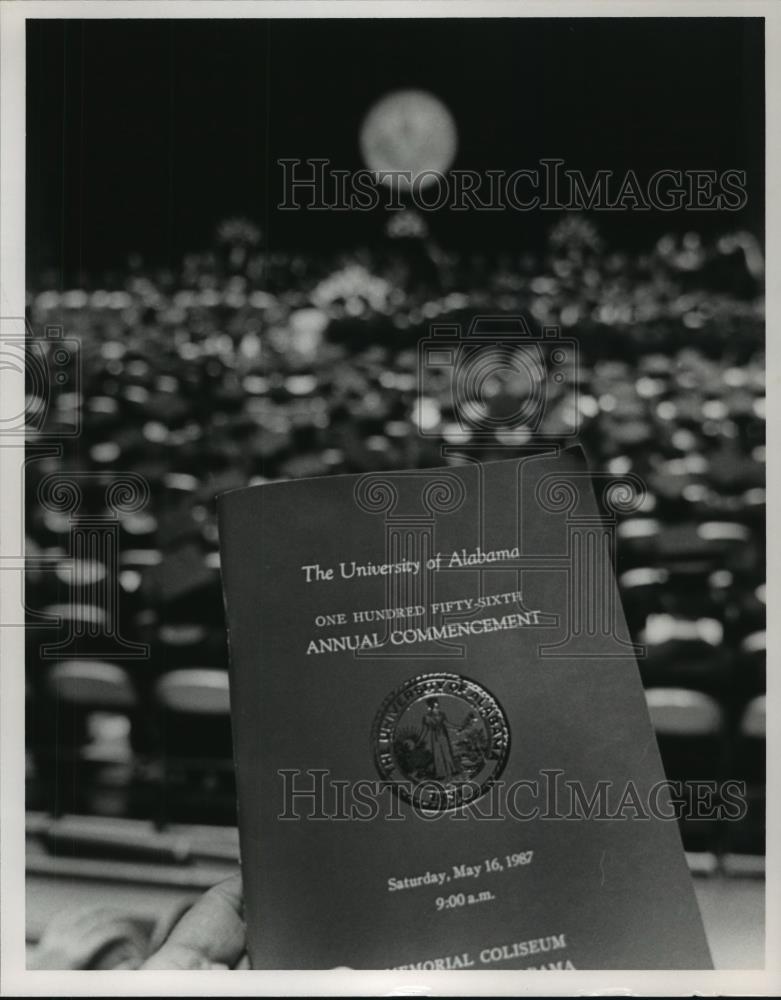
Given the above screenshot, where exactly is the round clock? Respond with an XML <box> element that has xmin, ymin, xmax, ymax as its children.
<box><xmin>359</xmin><ymin>89</ymin><xmax>458</xmax><ymax>190</ymax></box>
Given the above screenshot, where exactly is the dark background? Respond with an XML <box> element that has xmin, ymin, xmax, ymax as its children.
<box><xmin>27</xmin><ymin>17</ymin><xmax>764</xmax><ymax>282</ymax></box>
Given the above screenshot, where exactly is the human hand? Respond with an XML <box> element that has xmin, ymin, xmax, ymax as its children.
<box><xmin>142</xmin><ymin>872</ymin><xmax>249</xmax><ymax>970</ymax></box>
<box><xmin>29</xmin><ymin>905</ymin><xmax>150</xmax><ymax>970</ymax></box>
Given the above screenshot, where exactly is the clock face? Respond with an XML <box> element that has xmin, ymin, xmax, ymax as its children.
<box><xmin>359</xmin><ymin>90</ymin><xmax>458</xmax><ymax>190</ymax></box>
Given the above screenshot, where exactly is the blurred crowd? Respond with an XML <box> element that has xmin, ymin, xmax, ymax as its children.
<box><xmin>23</xmin><ymin>215</ymin><xmax>765</xmax><ymax>843</ymax></box>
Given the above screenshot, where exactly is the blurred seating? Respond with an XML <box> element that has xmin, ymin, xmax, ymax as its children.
<box><xmin>32</xmin><ymin>660</ymin><xmax>138</xmax><ymax>817</ymax></box>
<box><xmin>35</xmin><ymin>603</ymin><xmax>110</xmax><ymax>661</ymax></box>
<box><xmin>141</xmin><ymin>543</ymin><xmax>223</xmax><ymax>626</ymax></box>
<box><xmin>725</xmin><ymin>695</ymin><xmax>765</xmax><ymax>857</ymax></box>
<box><xmin>43</xmin><ymin>557</ymin><xmax>110</xmax><ymax>613</ymax></box>
<box><xmin>645</xmin><ymin>687</ymin><xmax>725</xmax><ymax>853</ymax></box>
<box><xmin>638</xmin><ymin>615</ymin><xmax>733</xmax><ymax>697</ymax></box>
<box><xmin>734</xmin><ymin>631</ymin><xmax>765</xmax><ymax>702</ymax></box>
<box><xmin>615</xmin><ymin>517</ymin><xmax>661</xmax><ymax>571</ymax></box>
<box><xmin>23</xmin><ymin>219</ymin><xmax>764</xmax><ymax>838</ymax></box>
<box><xmin>154</xmin><ymin>669</ymin><xmax>235</xmax><ymax>826</ymax></box>
<box><xmin>618</xmin><ymin>566</ymin><xmax>666</xmax><ymax>636</ymax></box>
<box><xmin>661</xmin><ymin>561</ymin><xmax>727</xmax><ymax>622</ymax></box>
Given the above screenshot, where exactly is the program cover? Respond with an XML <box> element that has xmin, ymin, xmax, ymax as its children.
<box><xmin>218</xmin><ymin>447</ymin><xmax>713</xmax><ymax>969</ymax></box>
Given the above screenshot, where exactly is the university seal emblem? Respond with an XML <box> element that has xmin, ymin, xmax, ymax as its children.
<box><xmin>372</xmin><ymin>672</ymin><xmax>510</xmax><ymax>812</ymax></box>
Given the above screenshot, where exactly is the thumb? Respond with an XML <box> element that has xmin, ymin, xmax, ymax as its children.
<box><xmin>142</xmin><ymin>873</ymin><xmax>245</xmax><ymax>970</ymax></box>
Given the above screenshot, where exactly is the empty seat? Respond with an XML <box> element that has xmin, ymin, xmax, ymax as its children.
<box><xmin>734</xmin><ymin>583</ymin><xmax>766</xmax><ymax>639</ymax></box>
<box><xmin>661</xmin><ymin>561</ymin><xmax>727</xmax><ymax>621</ymax></box>
<box><xmin>141</xmin><ymin>544</ymin><xmax>223</xmax><ymax>623</ymax></box>
<box><xmin>151</xmin><ymin>620</ymin><xmax>226</xmax><ymax>671</ymax></box>
<box><xmin>119</xmin><ymin>511</ymin><xmax>158</xmax><ymax>546</ymax></box>
<box><xmin>160</xmin><ymin>471</ymin><xmax>200</xmax><ymax>507</ymax></box>
<box><xmin>725</xmin><ymin>695</ymin><xmax>765</xmax><ymax>856</ymax></box>
<box><xmin>35</xmin><ymin>603</ymin><xmax>108</xmax><ymax>661</ymax></box>
<box><xmin>52</xmin><ymin>558</ymin><xmax>110</xmax><ymax>609</ymax></box>
<box><xmin>154</xmin><ymin>669</ymin><xmax>234</xmax><ymax>826</ymax></box>
<box><xmin>696</xmin><ymin>520</ymin><xmax>750</xmax><ymax>547</ymax></box>
<box><xmin>741</xmin><ymin>693</ymin><xmax>766</xmax><ymax>741</ymax></box>
<box><xmin>32</xmin><ymin>660</ymin><xmax>139</xmax><ymax>817</ymax></box>
<box><xmin>695</xmin><ymin>520</ymin><xmax>757</xmax><ymax>573</ymax></box>
<box><xmin>737</xmin><ymin>487</ymin><xmax>766</xmax><ymax>536</ymax></box>
<box><xmin>645</xmin><ymin>687</ymin><xmax>725</xmax><ymax>853</ymax></box>
<box><xmin>48</xmin><ymin>659</ymin><xmax>137</xmax><ymax>710</ymax></box>
<box><xmin>156</xmin><ymin>668</ymin><xmax>231</xmax><ymax>716</ymax></box>
<box><xmin>618</xmin><ymin>566</ymin><xmax>666</xmax><ymax>635</ymax></box>
<box><xmin>734</xmin><ymin>631</ymin><xmax>765</xmax><ymax>700</ymax></box>
<box><xmin>639</xmin><ymin>615</ymin><xmax>732</xmax><ymax>696</ymax></box>
<box><xmin>656</xmin><ymin>523</ymin><xmax>715</xmax><ymax>565</ymax></box>
<box><xmin>615</xmin><ymin>517</ymin><xmax>660</xmax><ymax>569</ymax></box>
<box><xmin>35</xmin><ymin>601</ymin><xmax>147</xmax><ymax>664</ymax></box>
<box><xmin>646</xmin><ymin>687</ymin><xmax>723</xmax><ymax>738</ymax></box>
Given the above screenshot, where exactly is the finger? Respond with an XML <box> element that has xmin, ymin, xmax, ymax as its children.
<box><xmin>143</xmin><ymin>946</ymin><xmax>220</xmax><ymax>970</ymax></box>
<box><xmin>142</xmin><ymin>873</ymin><xmax>245</xmax><ymax>970</ymax></box>
<box><xmin>200</xmin><ymin>872</ymin><xmax>244</xmax><ymax>919</ymax></box>
<box><xmin>33</xmin><ymin>907</ymin><xmax>149</xmax><ymax>970</ymax></box>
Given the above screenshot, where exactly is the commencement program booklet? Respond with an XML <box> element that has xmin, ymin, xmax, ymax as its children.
<box><xmin>218</xmin><ymin>447</ymin><xmax>712</xmax><ymax>970</ymax></box>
